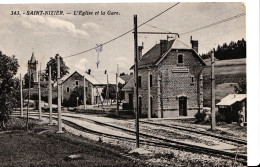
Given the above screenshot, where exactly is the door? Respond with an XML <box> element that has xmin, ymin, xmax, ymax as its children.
<box><xmin>129</xmin><ymin>93</ymin><xmax>133</xmax><ymax>109</ymax></box>
<box><xmin>179</xmin><ymin>97</ymin><xmax>187</xmax><ymax>116</ymax></box>
<box><xmin>150</xmin><ymin>97</ymin><xmax>153</xmax><ymax>117</ymax></box>
<box><xmin>139</xmin><ymin>97</ymin><xmax>142</xmax><ymax>115</ymax></box>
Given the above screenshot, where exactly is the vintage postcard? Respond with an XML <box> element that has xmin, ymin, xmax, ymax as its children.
<box><xmin>0</xmin><ymin>2</ymin><xmax>256</xmax><ymax>166</ymax></box>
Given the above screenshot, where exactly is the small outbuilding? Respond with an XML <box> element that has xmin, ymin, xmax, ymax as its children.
<box><xmin>216</xmin><ymin>94</ymin><xmax>247</xmax><ymax>124</ymax></box>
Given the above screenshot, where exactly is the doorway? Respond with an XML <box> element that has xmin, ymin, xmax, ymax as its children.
<box><xmin>179</xmin><ymin>97</ymin><xmax>187</xmax><ymax>116</ymax></box>
<box><xmin>129</xmin><ymin>93</ymin><xmax>133</xmax><ymax>109</ymax></box>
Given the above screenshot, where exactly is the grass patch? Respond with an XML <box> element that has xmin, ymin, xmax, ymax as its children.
<box><xmin>0</xmin><ymin>117</ymin><xmax>144</xmax><ymax>167</ymax></box>
<box><xmin>2</xmin><ymin>117</ymin><xmax>39</xmax><ymax>131</ymax></box>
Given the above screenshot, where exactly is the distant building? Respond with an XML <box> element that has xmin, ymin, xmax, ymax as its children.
<box><xmin>61</xmin><ymin>71</ymin><xmax>125</xmax><ymax>105</ymax></box>
<box><xmin>122</xmin><ymin>37</ymin><xmax>206</xmax><ymax>118</ymax></box>
<box><xmin>216</xmin><ymin>94</ymin><xmax>247</xmax><ymax>124</ymax></box>
<box><xmin>28</xmin><ymin>52</ymin><xmax>38</xmax><ymax>83</ymax></box>
<box><xmin>119</xmin><ymin>74</ymin><xmax>133</xmax><ymax>84</ymax></box>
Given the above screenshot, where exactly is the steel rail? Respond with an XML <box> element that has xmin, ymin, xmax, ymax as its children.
<box><xmin>139</xmin><ymin>120</ymin><xmax>247</xmax><ymax>145</ymax></box>
<box><xmin>21</xmin><ymin>114</ymin><xmax>247</xmax><ymax>165</ymax></box>
<box><xmin>57</xmin><ymin>114</ymin><xmax>247</xmax><ymax>162</ymax></box>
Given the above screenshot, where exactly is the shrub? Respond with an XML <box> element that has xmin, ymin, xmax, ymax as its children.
<box><xmin>122</xmin><ymin>103</ymin><xmax>133</xmax><ymax>110</ymax></box>
<box><xmin>203</xmin><ymin>109</ymin><xmax>226</xmax><ymax>124</ymax></box>
<box><xmin>194</xmin><ymin>111</ymin><xmax>207</xmax><ymax>123</ymax></box>
<box><xmin>215</xmin><ymin>110</ymin><xmax>226</xmax><ymax>123</ymax></box>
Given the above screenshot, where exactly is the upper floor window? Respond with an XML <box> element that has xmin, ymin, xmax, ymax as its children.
<box><xmin>66</xmin><ymin>87</ymin><xmax>70</xmax><ymax>93</ymax></box>
<box><xmin>75</xmin><ymin>80</ymin><xmax>79</xmax><ymax>86</ymax></box>
<box><xmin>150</xmin><ymin>75</ymin><xmax>152</xmax><ymax>87</ymax></box>
<box><xmin>191</xmin><ymin>75</ymin><xmax>195</xmax><ymax>85</ymax></box>
<box><xmin>178</xmin><ymin>54</ymin><xmax>184</xmax><ymax>64</ymax></box>
<box><xmin>138</xmin><ymin>76</ymin><xmax>141</xmax><ymax>88</ymax></box>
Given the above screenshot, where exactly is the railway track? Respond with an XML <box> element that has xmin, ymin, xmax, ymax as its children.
<box><xmin>48</xmin><ymin>114</ymin><xmax>247</xmax><ymax>165</ymax></box>
<box><xmin>139</xmin><ymin>120</ymin><xmax>247</xmax><ymax>145</ymax></box>
<box><xmin>15</xmin><ymin>113</ymin><xmax>247</xmax><ymax>165</ymax></box>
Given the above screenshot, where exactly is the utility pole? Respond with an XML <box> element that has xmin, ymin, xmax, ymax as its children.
<box><xmin>48</xmin><ymin>66</ymin><xmax>53</xmax><ymax>125</ymax></box>
<box><xmin>26</xmin><ymin>70</ymin><xmax>31</xmax><ymax>131</ymax></box>
<box><xmin>116</xmin><ymin>64</ymin><xmax>119</xmax><ymax>115</ymax></box>
<box><xmin>20</xmin><ymin>74</ymin><xmax>23</xmax><ymax>117</ymax></box>
<box><xmin>211</xmin><ymin>51</ymin><xmax>216</xmax><ymax>130</ymax></box>
<box><xmin>148</xmin><ymin>69</ymin><xmax>151</xmax><ymax>120</ymax></box>
<box><xmin>38</xmin><ymin>64</ymin><xmax>42</xmax><ymax>120</ymax></box>
<box><xmin>106</xmin><ymin>71</ymin><xmax>109</xmax><ymax>105</ymax></box>
<box><xmin>56</xmin><ymin>54</ymin><xmax>63</xmax><ymax>133</ymax></box>
<box><xmin>83</xmin><ymin>76</ymin><xmax>86</xmax><ymax>109</ymax></box>
<box><xmin>134</xmin><ymin>15</ymin><xmax>139</xmax><ymax>148</ymax></box>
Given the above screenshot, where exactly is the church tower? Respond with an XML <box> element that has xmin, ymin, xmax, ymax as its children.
<box><xmin>28</xmin><ymin>52</ymin><xmax>38</xmax><ymax>82</ymax></box>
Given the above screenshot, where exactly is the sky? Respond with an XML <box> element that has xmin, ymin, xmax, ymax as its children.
<box><xmin>0</xmin><ymin>3</ymin><xmax>246</xmax><ymax>78</ymax></box>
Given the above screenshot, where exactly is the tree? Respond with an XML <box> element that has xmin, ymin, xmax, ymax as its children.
<box><xmin>201</xmin><ymin>39</ymin><xmax>246</xmax><ymax>60</ymax></box>
<box><xmin>101</xmin><ymin>84</ymin><xmax>116</xmax><ymax>101</ymax></box>
<box><xmin>0</xmin><ymin>51</ymin><xmax>19</xmax><ymax>130</ymax></box>
<box><xmin>118</xmin><ymin>82</ymin><xmax>125</xmax><ymax>102</ymax></box>
<box><xmin>63</xmin><ymin>86</ymin><xmax>84</xmax><ymax>107</ymax></box>
<box><xmin>44</xmin><ymin>55</ymin><xmax>69</xmax><ymax>82</ymax></box>
<box><xmin>24</xmin><ymin>72</ymin><xmax>34</xmax><ymax>88</ymax></box>
<box><xmin>120</xmin><ymin>72</ymin><xmax>126</xmax><ymax>76</ymax></box>
<box><xmin>234</xmin><ymin>79</ymin><xmax>246</xmax><ymax>94</ymax></box>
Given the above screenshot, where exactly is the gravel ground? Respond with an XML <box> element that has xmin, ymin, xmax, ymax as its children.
<box><xmin>28</xmin><ymin>115</ymin><xmax>245</xmax><ymax>167</ymax></box>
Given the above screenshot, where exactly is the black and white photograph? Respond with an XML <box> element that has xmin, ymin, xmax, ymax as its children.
<box><xmin>0</xmin><ymin>1</ymin><xmax>259</xmax><ymax>166</ymax></box>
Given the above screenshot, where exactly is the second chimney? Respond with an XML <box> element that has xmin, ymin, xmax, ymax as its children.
<box><xmin>190</xmin><ymin>36</ymin><xmax>199</xmax><ymax>53</ymax></box>
<box><xmin>160</xmin><ymin>40</ymin><xmax>168</xmax><ymax>56</ymax></box>
<box><xmin>138</xmin><ymin>45</ymin><xmax>143</xmax><ymax>60</ymax></box>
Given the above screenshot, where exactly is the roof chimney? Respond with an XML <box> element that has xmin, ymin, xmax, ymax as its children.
<box><xmin>138</xmin><ymin>45</ymin><xmax>143</xmax><ymax>60</ymax></box>
<box><xmin>86</xmin><ymin>69</ymin><xmax>91</xmax><ymax>75</ymax></box>
<box><xmin>160</xmin><ymin>40</ymin><xmax>168</xmax><ymax>56</ymax></box>
<box><xmin>190</xmin><ymin>36</ymin><xmax>199</xmax><ymax>53</ymax></box>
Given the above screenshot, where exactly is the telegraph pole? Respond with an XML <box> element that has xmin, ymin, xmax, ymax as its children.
<box><xmin>134</xmin><ymin>15</ymin><xmax>139</xmax><ymax>148</ymax></box>
<box><xmin>20</xmin><ymin>74</ymin><xmax>23</xmax><ymax>117</ymax></box>
<box><xmin>83</xmin><ymin>76</ymin><xmax>86</xmax><ymax>109</ymax></box>
<box><xmin>106</xmin><ymin>72</ymin><xmax>109</xmax><ymax>105</ymax></box>
<box><xmin>211</xmin><ymin>51</ymin><xmax>216</xmax><ymax>130</ymax></box>
<box><xmin>26</xmin><ymin>70</ymin><xmax>31</xmax><ymax>131</ymax></box>
<box><xmin>38</xmin><ymin>64</ymin><xmax>42</xmax><ymax>120</ymax></box>
<box><xmin>116</xmin><ymin>64</ymin><xmax>119</xmax><ymax>115</ymax></box>
<box><xmin>48</xmin><ymin>66</ymin><xmax>53</xmax><ymax>125</ymax></box>
<box><xmin>148</xmin><ymin>69</ymin><xmax>151</xmax><ymax>120</ymax></box>
<box><xmin>57</xmin><ymin>54</ymin><xmax>63</xmax><ymax>133</ymax></box>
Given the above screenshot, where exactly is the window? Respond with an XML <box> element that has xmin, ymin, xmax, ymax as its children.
<box><xmin>150</xmin><ymin>75</ymin><xmax>152</xmax><ymax>87</ymax></box>
<box><xmin>178</xmin><ymin>54</ymin><xmax>184</xmax><ymax>64</ymax></box>
<box><xmin>138</xmin><ymin>76</ymin><xmax>141</xmax><ymax>88</ymax></box>
<box><xmin>191</xmin><ymin>75</ymin><xmax>195</xmax><ymax>85</ymax></box>
<box><xmin>66</xmin><ymin>87</ymin><xmax>70</xmax><ymax>92</ymax></box>
<box><xmin>75</xmin><ymin>80</ymin><xmax>79</xmax><ymax>86</ymax></box>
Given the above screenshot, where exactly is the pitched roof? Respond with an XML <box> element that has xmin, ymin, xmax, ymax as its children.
<box><xmin>91</xmin><ymin>71</ymin><xmax>125</xmax><ymax>85</ymax></box>
<box><xmin>121</xmin><ymin>76</ymin><xmax>134</xmax><ymax>91</ymax></box>
<box><xmin>61</xmin><ymin>71</ymin><xmax>125</xmax><ymax>86</ymax></box>
<box><xmin>216</xmin><ymin>94</ymin><xmax>247</xmax><ymax>106</ymax></box>
<box><xmin>130</xmin><ymin>38</ymin><xmax>206</xmax><ymax>69</ymax></box>
<box><xmin>61</xmin><ymin>71</ymin><xmax>103</xmax><ymax>85</ymax></box>
<box><xmin>120</xmin><ymin>74</ymin><xmax>133</xmax><ymax>83</ymax></box>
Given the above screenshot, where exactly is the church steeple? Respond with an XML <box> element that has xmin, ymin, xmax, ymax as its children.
<box><xmin>28</xmin><ymin>52</ymin><xmax>38</xmax><ymax>82</ymax></box>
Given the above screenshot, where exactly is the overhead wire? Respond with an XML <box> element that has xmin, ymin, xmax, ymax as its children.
<box><xmin>64</xmin><ymin>2</ymin><xmax>180</xmax><ymax>58</ymax></box>
<box><xmin>180</xmin><ymin>12</ymin><xmax>246</xmax><ymax>36</ymax></box>
<box><xmin>64</xmin><ymin>4</ymin><xmax>245</xmax><ymax>59</ymax></box>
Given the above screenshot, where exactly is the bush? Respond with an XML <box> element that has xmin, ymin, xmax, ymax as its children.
<box><xmin>122</xmin><ymin>103</ymin><xmax>133</xmax><ymax>110</ymax></box>
<box><xmin>202</xmin><ymin>109</ymin><xmax>226</xmax><ymax>124</ymax></box>
<box><xmin>194</xmin><ymin>111</ymin><xmax>207</xmax><ymax>123</ymax></box>
<box><xmin>215</xmin><ymin>111</ymin><xmax>226</xmax><ymax>123</ymax></box>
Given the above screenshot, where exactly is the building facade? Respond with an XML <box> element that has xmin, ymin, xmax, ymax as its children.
<box><xmin>61</xmin><ymin>71</ymin><xmax>106</xmax><ymax>105</ymax></box>
<box><xmin>123</xmin><ymin>37</ymin><xmax>206</xmax><ymax>118</ymax></box>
